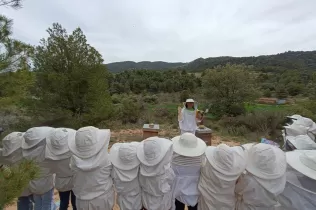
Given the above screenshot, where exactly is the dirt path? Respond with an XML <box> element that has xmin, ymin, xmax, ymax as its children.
<box><xmin>5</xmin><ymin>129</ymin><xmax>240</xmax><ymax>210</ymax></box>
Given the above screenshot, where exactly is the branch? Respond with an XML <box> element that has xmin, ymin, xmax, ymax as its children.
<box><xmin>0</xmin><ymin>0</ymin><xmax>22</xmax><ymax>9</ymax></box>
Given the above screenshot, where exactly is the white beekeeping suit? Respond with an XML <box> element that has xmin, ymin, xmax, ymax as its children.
<box><xmin>22</xmin><ymin>127</ymin><xmax>56</xmax><ymax>210</ymax></box>
<box><xmin>109</xmin><ymin>142</ymin><xmax>141</xmax><ymax>210</ymax></box>
<box><xmin>137</xmin><ymin>137</ymin><xmax>175</xmax><ymax>210</ymax></box>
<box><xmin>198</xmin><ymin>144</ymin><xmax>247</xmax><ymax>210</ymax></box>
<box><xmin>235</xmin><ymin>143</ymin><xmax>286</xmax><ymax>210</ymax></box>
<box><xmin>171</xmin><ymin>133</ymin><xmax>207</xmax><ymax>210</ymax></box>
<box><xmin>45</xmin><ymin>128</ymin><xmax>77</xmax><ymax>209</ymax></box>
<box><xmin>178</xmin><ymin>99</ymin><xmax>198</xmax><ymax>135</ymax></box>
<box><xmin>69</xmin><ymin>126</ymin><xmax>114</xmax><ymax>210</ymax></box>
<box><xmin>278</xmin><ymin>150</ymin><xmax>316</xmax><ymax>210</ymax></box>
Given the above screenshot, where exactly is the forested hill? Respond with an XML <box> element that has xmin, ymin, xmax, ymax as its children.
<box><xmin>106</xmin><ymin>50</ymin><xmax>316</xmax><ymax>73</ymax></box>
<box><xmin>106</xmin><ymin>61</ymin><xmax>186</xmax><ymax>73</ymax></box>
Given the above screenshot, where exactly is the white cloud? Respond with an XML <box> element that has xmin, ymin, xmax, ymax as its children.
<box><xmin>1</xmin><ymin>0</ymin><xmax>315</xmax><ymax>63</ymax></box>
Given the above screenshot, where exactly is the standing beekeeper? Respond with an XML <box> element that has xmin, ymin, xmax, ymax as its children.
<box><xmin>1</xmin><ymin>132</ymin><xmax>33</xmax><ymax>210</ymax></box>
<box><xmin>171</xmin><ymin>133</ymin><xmax>207</xmax><ymax>210</ymax></box>
<box><xmin>278</xmin><ymin>150</ymin><xmax>316</xmax><ymax>210</ymax></box>
<box><xmin>109</xmin><ymin>142</ymin><xmax>141</xmax><ymax>210</ymax></box>
<box><xmin>22</xmin><ymin>126</ymin><xmax>56</xmax><ymax>210</ymax></box>
<box><xmin>137</xmin><ymin>137</ymin><xmax>175</xmax><ymax>210</ymax></box>
<box><xmin>198</xmin><ymin>143</ymin><xmax>247</xmax><ymax>210</ymax></box>
<box><xmin>178</xmin><ymin>99</ymin><xmax>199</xmax><ymax>135</ymax></box>
<box><xmin>235</xmin><ymin>143</ymin><xmax>286</xmax><ymax>210</ymax></box>
<box><xmin>45</xmin><ymin>128</ymin><xmax>77</xmax><ymax>210</ymax></box>
<box><xmin>69</xmin><ymin>126</ymin><xmax>114</xmax><ymax>210</ymax></box>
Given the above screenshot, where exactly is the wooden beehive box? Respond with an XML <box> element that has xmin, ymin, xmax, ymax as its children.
<box><xmin>196</xmin><ymin>127</ymin><xmax>212</xmax><ymax>145</ymax></box>
<box><xmin>143</xmin><ymin>124</ymin><xmax>160</xmax><ymax>140</ymax></box>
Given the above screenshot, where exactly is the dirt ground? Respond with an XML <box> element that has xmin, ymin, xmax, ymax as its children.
<box><xmin>5</xmin><ymin>129</ymin><xmax>240</xmax><ymax>210</ymax></box>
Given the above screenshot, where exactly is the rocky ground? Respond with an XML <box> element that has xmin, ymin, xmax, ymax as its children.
<box><xmin>5</xmin><ymin>129</ymin><xmax>240</xmax><ymax>210</ymax></box>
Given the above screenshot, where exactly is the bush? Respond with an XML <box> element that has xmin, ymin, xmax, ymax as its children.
<box><xmin>180</xmin><ymin>90</ymin><xmax>190</xmax><ymax>103</ymax></box>
<box><xmin>114</xmin><ymin>98</ymin><xmax>142</xmax><ymax>124</ymax></box>
<box><xmin>225</xmin><ymin>125</ymin><xmax>250</xmax><ymax>136</ymax></box>
<box><xmin>111</xmin><ymin>94</ymin><xmax>121</xmax><ymax>104</ymax></box>
<box><xmin>263</xmin><ymin>89</ymin><xmax>272</xmax><ymax>97</ymax></box>
<box><xmin>219</xmin><ymin>110</ymin><xmax>287</xmax><ymax>140</ymax></box>
<box><xmin>143</xmin><ymin>95</ymin><xmax>158</xmax><ymax>104</ymax></box>
<box><xmin>285</xmin><ymin>104</ymin><xmax>316</xmax><ymax>121</ymax></box>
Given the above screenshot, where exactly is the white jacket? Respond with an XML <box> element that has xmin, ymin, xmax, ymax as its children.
<box><xmin>171</xmin><ymin>153</ymin><xmax>202</xmax><ymax>210</ymax></box>
<box><xmin>198</xmin><ymin>160</ymin><xmax>237</xmax><ymax>210</ymax></box>
<box><xmin>46</xmin><ymin>158</ymin><xmax>73</xmax><ymax>192</ymax></box>
<box><xmin>235</xmin><ymin>173</ymin><xmax>286</xmax><ymax>210</ymax></box>
<box><xmin>139</xmin><ymin>149</ymin><xmax>175</xmax><ymax>210</ymax></box>
<box><xmin>70</xmin><ymin>149</ymin><xmax>114</xmax><ymax>210</ymax></box>
<box><xmin>23</xmin><ymin>143</ymin><xmax>54</xmax><ymax>195</ymax></box>
<box><xmin>111</xmin><ymin>166</ymin><xmax>142</xmax><ymax>210</ymax></box>
<box><xmin>278</xmin><ymin>167</ymin><xmax>316</xmax><ymax>210</ymax></box>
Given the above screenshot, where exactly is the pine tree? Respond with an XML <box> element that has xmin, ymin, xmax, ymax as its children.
<box><xmin>0</xmin><ymin>160</ymin><xmax>39</xmax><ymax>209</ymax></box>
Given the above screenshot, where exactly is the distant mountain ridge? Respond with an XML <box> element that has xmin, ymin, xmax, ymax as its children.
<box><xmin>106</xmin><ymin>61</ymin><xmax>186</xmax><ymax>73</ymax></box>
<box><xmin>106</xmin><ymin>50</ymin><xmax>316</xmax><ymax>73</ymax></box>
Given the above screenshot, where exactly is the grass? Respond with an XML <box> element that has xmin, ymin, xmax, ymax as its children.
<box><xmin>245</xmin><ymin>103</ymin><xmax>290</xmax><ymax>112</ymax></box>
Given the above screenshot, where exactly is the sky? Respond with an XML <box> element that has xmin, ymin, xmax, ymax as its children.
<box><xmin>0</xmin><ymin>0</ymin><xmax>316</xmax><ymax>63</ymax></box>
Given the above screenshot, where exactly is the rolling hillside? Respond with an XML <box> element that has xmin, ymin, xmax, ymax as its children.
<box><xmin>106</xmin><ymin>50</ymin><xmax>316</xmax><ymax>73</ymax></box>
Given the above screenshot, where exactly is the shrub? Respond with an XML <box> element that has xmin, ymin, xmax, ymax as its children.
<box><xmin>111</xmin><ymin>94</ymin><xmax>121</xmax><ymax>104</ymax></box>
<box><xmin>263</xmin><ymin>89</ymin><xmax>272</xmax><ymax>97</ymax></box>
<box><xmin>143</xmin><ymin>95</ymin><xmax>158</xmax><ymax>104</ymax></box>
<box><xmin>180</xmin><ymin>90</ymin><xmax>190</xmax><ymax>102</ymax></box>
<box><xmin>114</xmin><ymin>98</ymin><xmax>142</xmax><ymax>124</ymax></box>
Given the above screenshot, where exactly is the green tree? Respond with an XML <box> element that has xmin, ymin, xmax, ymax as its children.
<box><xmin>0</xmin><ymin>160</ymin><xmax>39</xmax><ymax>209</ymax></box>
<box><xmin>33</xmin><ymin>23</ymin><xmax>112</xmax><ymax>120</ymax></box>
<box><xmin>202</xmin><ymin>64</ymin><xmax>258</xmax><ymax>116</ymax></box>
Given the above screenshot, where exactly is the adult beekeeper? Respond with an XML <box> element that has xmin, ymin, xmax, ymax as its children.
<box><xmin>278</xmin><ymin>150</ymin><xmax>316</xmax><ymax>210</ymax></box>
<box><xmin>198</xmin><ymin>143</ymin><xmax>247</xmax><ymax>210</ymax></box>
<box><xmin>45</xmin><ymin>128</ymin><xmax>77</xmax><ymax>210</ymax></box>
<box><xmin>137</xmin><ymin>137</ymin><xmax>175</xmax><ymax>210</ymax></box>
<box><xmin>178</xmin><ymin>99</ymin><xmax>199</xmax><ymax>135</ymax></box>
<box><xmin>22</xmin><ymin>126</ymin><xmax>56</xmax><ymax>210</ymax></box>
<box><xmin>1</xmin><ymin>132</ymin><xmax>33</xmax><ymax>210</ymax></box>
<box><xmin>235</xmin><ymin>143</ymin><xmax>286</xmax><ymax>210</ymax></box>
<box><xmin>69</xmin><ymin>126</ymin><xmax>114</xmax><ymax>210</ymax></box>
<box><xmin>109</xmin><ymin>142</ymin><xmax>141</xmax><ymax>210</ymax></box>
<box><xmin>171</xmin><ymin>133</ymin><xmax>206</xmax><ymax>210</ymax></box>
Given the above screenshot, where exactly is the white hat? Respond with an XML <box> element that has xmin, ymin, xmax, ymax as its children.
<box><xmin>246</xmin><ymin>143</ymin><xmax>286</xmax><ymax>179</ymax></box>
<box><xmin>284</xmin><ymin>124</ymin><xmax>308</xmax><ymax>136</ymax></box>
<box><xmin>68</xmin><ymin>126</ymin><xmax>110</xmax><ymax>159</ymax></box>
<box><xmin>22</xmin><ymin>127</ymin><xmax>54</xmax><ymax>150</ymax></box>
<box><xmin>241</xmin><ymin>143</ymin><xmax>256</xmax><ymax>151</ymax></box>
<box><xmin>185</xmin><ymin>99</ymin><xmax>195</xmax><ymax>103</ymax></box>
<box><xmin>45</xmin><ymin>128</ymin><xmax>76</xmax><ymax>160</ymax></box>
<box><xmin>286</xmin><ymin>135</ymin><xmax>316</xmax><ymax>150</ymax></box>
<box><xmin>137</xmin><ymin>137</ymin><xmax>172</xmax><ymax>166</ymax></box>
<box><xmin>292</xmin><ymin>117</ymin><xmax>314</xmax><ymax>128</ymax></box>
<box><xmin>205</xmin><ymin>144</ymin><xmax>247</xmax><ymax>179</ymax></box>
<box><xmin>286</xmin><ymin>150</ymin><xmax>316</xmax><ymax>180</ymax></box>
<box><xmin>172</xmin><ymin>133</ymin><xmax>206</xmax><ymax>157</ymax></box>
<box><xmin>109</xmin><ymin>142</ymin><xmax>140</xmax><ymax>170</ymax></box>
<box><xmin>2</xmin><ymin>132</ymin><xmax>24</xmax><ymax>156</ymax></box>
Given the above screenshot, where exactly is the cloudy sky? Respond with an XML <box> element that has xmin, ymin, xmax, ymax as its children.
<box><xmin>1</xmin><ymin>0</ymin><xmax>315</xmax><ymax>63</ymax></box>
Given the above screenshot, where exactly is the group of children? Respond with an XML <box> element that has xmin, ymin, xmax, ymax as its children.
<box><xmin>1</xmin><ymin>124</ymin><xmax>315</xmax><ymax>210</ymax></box>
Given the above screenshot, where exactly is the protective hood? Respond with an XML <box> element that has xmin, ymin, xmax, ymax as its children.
<box><xmin>70</xmin><ymin>148</ymin><xmax>110</xmax><ymax>172</ymax></box>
